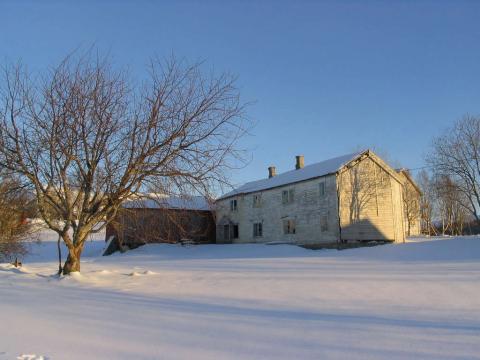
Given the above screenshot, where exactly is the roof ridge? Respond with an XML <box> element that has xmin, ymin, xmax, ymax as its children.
<box><xmin>219</xmin><ymin>150</ymin><xmax>366</xmax><ymax>200</ymax></box>
<box><xmin>251</xmin><ymin>151</ymin><xmax>363</xmax><ymax>181</ymax></box>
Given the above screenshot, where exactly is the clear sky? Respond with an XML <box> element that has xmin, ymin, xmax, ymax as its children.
<box><xmin>1</xmin><ymin>0</ymin><xmax>479</xmax><ymax>188</ymax></box>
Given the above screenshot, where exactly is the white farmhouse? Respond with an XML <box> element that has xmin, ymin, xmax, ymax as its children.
<box><xmin>216</xmin><ymin>150</ymin><xmax>408</xmax><ymax>245</ymax></box>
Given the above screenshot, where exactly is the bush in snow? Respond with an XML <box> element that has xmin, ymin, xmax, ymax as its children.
<box><xmin>0</xmin><ymin>176</ymin><xmax>35</xmax><ymax>262</ymax></box>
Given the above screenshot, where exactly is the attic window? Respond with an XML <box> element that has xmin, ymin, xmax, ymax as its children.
<box><xmin>230</xmin><ymin>199</ymin><xmax>237</xmax><ymax>211</ymax></box>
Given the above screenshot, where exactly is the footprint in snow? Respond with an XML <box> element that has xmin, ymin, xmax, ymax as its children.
<box><xmin>127</xmin><ymin>270</ymin><xmax>156</xmax><ymax>276</ymax></box>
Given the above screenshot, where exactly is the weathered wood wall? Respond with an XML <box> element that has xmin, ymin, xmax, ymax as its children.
<box><xmin>216</xmin><ymin>174</ymin><xmax>340</xmax><ymax>244</ymax></box>
<box><xmin>105</xmin><ymin>208</ymin><xmax>216</xmax><ymax>251</ymax></box>
<box><xmin>337</xmin><ymin>156</ymin><xmax>405</xmax><ymax>242</ymax></box>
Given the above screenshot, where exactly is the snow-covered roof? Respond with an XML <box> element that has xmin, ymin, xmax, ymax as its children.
<box><xmin>122</xmin><ymin>196</ymin><xmax>211</xmax><ymax>211</ymax></box>
<box><xmin>219</xmin><ymin>151</ymin><xmax>365</xmax><ymax>199</ymax></box>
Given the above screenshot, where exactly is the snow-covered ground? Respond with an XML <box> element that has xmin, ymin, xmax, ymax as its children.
<box><xmin>1</xmin><ymin>230</ymin><xmax>479</xmax><ymax>360</ymax></box>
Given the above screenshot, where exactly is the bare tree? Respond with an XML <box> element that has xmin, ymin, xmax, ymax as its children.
<box><xmin>416</xmin><ymin>169</ymin><xmax>437</xmax><ymax>236</ymax></box>
<box><xmin>400</xmin><ymin>170</ymin><xmax>421</xmax><ymax>236</ymax></box>
<box><xmin>433</xmin><ymin>175</ymin><xmax>470</xmax><ymax>235</ymax></box>
<box><xmin>427</xmin><ymin>115</ymin><xmax>480</xmax><ymax>222</ymax></box>
<box><xmin>0</xmin><ymin>175</ymin><xmax>35</xmax><ymax>262</ymax></box>
<box><xmin>0</xmin><ymin>53</ymin><xmax>248</xmax><ymax>274</ymax></box>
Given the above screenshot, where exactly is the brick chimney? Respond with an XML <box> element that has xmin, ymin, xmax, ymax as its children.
<box><xmin>268</xmin><ymin>166</ymin><xmax>276</xmax><ymax>178</ymax></box>
<box><xmin>295</xmin><ymin>155</ymin><xmax>304</xmax><ymax>170</ymax></box>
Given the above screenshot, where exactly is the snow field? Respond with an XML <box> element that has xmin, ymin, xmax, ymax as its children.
<box><xmin>0</xmin><ymin>230</ymin><xmax>479</xmax><ymax>359</ymax></box>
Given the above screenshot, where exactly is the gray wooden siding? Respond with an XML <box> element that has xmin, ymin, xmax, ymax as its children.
<box><xmin>216</xmin><ymin>174</ymin><xmax>339</xmax><ymax>244</ymax></box>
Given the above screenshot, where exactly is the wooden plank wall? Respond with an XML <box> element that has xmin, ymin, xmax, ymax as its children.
<box><xmin>338</xmin><ymin>156</ymin><xmax>405</xmax><ymax>242</ymax></box>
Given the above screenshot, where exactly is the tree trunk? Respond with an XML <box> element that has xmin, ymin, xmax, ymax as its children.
<box><xmin>63</xmin><ymin>247</ymin><xmax>82</xmax><ymax>275</ymax></box>
<box><xmin>57</xmin><ymin>235</ymin><xmax>62</xmax><ymax>275</ymax></box>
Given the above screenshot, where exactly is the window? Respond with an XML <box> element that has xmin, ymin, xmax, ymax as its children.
<box><xmin>319</xmin><ymin>182</ymin><xmax>325</xmax><ymax>197</ymax></box>
<box><xmin>233</xmin><ymin>224</ymin><xmax>239</xmax><ymax>239</ymax></box>
<box><xmin>253</xmin><ymin>194</ymin><xmax>262</xmax><ymax>208</ymax></box>
<box><xmin>282</xmin><ymin>189</ymin><xmax>294</xmax><ymax>204</ymax></box>
<box><xmin>283</xmin><ymin>219</ymin><xmax>296</xmax><ymax>234</ymax></box>
<box><xmin>230</xmin><ymin>199</ymin><xmax>237</xmax><ymax>211</ymax></box>
<box><xmin>253</xmin><ymin>222</ymin><xmax>263</xmax><ymax>237</ymax></box>
<box><xmin>320</xmin><ymin>215</ymin><xmax>328</xmax><ymax>232</ymax></box>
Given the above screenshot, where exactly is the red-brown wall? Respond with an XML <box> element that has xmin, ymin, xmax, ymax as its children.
<box><xmin>105</xmin><ymin>207</ymin><xmax>215</xmax><ymax>252</ymax></box>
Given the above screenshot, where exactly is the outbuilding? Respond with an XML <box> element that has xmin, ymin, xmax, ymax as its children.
<box><xmin>104</xmin><ymin>196</ymin><xmax>215</xmax><ymax>254</ymax></box>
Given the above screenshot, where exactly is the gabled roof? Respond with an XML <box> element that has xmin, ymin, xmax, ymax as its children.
<box><xmin>123</xmin><ymin>196</ymin><xmax>211</xmax><ymax>211</ymax></box>
<box><xmin>218</xmin><ymin>150</ymin><xmax>367</xmax><ymax>200</ymax></box>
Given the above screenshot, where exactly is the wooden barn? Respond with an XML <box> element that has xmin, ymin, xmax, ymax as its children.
<box><xmin>104</xmin><ymin>196</ymin><xmax>215</xmax><ymax>254</ymax></box>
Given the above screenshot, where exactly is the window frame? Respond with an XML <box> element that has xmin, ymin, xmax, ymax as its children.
<box><xmin>253</xmin><ymin>222</ymin><xmax>263</xmax><ymax>237</ymax></box>
<box><xmin>319</xmin><ymin>181</ymin><xmax>326</xmax><ymax>197</ymax></box>
<box><xmin>282</xmin><ymin>189</ymin><xmax>294</xmax><ymax>204</ymax></box>
<box><xmin>224</xmin><ymin>224</ymin><xmax>239</xmax><ymax>240</ymax></box>
<box><xmin>230</xmin><ymin>199</ymin><xmax>238</xmax><ymax>212</ymax></box>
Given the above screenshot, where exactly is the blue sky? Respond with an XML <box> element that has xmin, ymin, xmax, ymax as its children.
<box><xmin>1</xmin><ymin>0</ymin><xmax>479</xmax><ymax>187</ymax></box>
